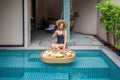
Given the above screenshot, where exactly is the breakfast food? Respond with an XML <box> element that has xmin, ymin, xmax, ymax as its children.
<box><xmin>40</xmin><ymin>49</ymin><xmax>76</xmax><ymax>63</ymax></box>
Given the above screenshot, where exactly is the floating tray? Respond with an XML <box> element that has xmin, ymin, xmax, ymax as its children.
<box><xmin>40</xmin><ymin>49</ymin><xmax>76</xmax><ymax>64</ymax></box>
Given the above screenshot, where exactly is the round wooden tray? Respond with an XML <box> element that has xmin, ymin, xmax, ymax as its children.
<box><xmin>40</xmin><ymin>49</ymin><xmax>76</xmax><ymax>63</ymax></box>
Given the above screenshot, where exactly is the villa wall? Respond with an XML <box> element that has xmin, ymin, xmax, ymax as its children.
<box><xmin>0</xmin><ymin>0</ymin><xmax>23</xmax><ymax>46</ymax></box>
<box><xmin>97</xmin><ymin>14</ymin><xmax>108</xmax><ymax>42</ymax></box>
<box><xmin>0</xmin><ymin>0</ymin><xmax>119</xmax><ymax>47</ymax></box>
<box><xmin>72</xmin><ymin>0</ymin><xmax>97</xmax><ymax>35</ymax></box>
<box><xmin>115</xmin><ymin>0</ymin><xmax>120</xmax><ymax>5</ymax></box>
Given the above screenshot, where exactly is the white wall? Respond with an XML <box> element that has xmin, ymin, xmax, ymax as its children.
<box><xmin>0</xmin><ymin>0</ymin><xmax>23</xmax><ymax>45</ymax></box>
<box><xmin>97</xmin><ymin>14</ymin><xmax>108</xmax><ymax>42</ymax></box>
<box><xmin>115</xmin><ymin>0</ymin><xmax>120</xmax><ymax>5</ymax></box>
<box><xmin>73</xmin><ymin>0</ymin><xmax>97</xmax><ymax>35</ymax></box>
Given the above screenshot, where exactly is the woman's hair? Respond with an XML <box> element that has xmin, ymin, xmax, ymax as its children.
<box><xmin>58</xmin><ymin>22</ymin><xmax>65</xmax><ymax>27</ymax></box>
<box><xmin>57</xmin><ymin>22</ymin><xmax>65</xmax><ymax>30</ymax></box>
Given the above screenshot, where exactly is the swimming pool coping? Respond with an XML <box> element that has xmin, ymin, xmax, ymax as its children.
<box><xmin>101</xmin><ymin>47</ymin><xmax>120</xmax><ymax>69</ymax></box>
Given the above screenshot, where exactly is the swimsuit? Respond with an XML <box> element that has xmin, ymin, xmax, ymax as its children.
<box><xmin>57</xmin><ymin>34</ymin><xmax>64</xmax><ymax>44</ymax></box>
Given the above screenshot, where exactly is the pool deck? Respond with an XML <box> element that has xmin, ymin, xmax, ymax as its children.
<box><xmin>30</xmin><ymin>31</ymin><xmax>103</xmax><ymax>49</ymax></box>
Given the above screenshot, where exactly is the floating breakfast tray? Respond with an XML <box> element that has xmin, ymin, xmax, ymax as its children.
<box><xmin>40</xmin><ymin>49</ymin><xmax>76</xmax><ymax>63</ymax></box>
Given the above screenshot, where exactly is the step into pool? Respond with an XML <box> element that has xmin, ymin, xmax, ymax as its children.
<box><xmin>0</xmin><ymin>50</ymin><xmax>119</xmax><ymax>80</ymax></box>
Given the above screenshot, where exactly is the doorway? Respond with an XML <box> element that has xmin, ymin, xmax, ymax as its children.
<box><xmin>30</xmin><ymin>0</ymin><xmax>36</xmax><ymax>32</ymax></box>
<box><xmin>30</xmin><ymin>0</ymin><xmax>63</xmax><ymax>48</ymax></box>
<box><xmin>29</xmin><ymin>0</ymin><xmax>102</xmax><ymax>48</ymax></box>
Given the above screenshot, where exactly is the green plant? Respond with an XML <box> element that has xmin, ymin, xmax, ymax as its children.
<box><xmin>96</xmin><ymin>0</ymin><xmax>120</xmax><ymax>49</ymax></box>
<box><xmin>114</xmin><ymin>26</ymin><xmax>120</xmax><ymax>49</ymax></box>
<box><xmin>115</xmin><ymin>44</ymin><xmax>120</xmax><ymax>50</ymax></box>
<box><xmin>96</xmin><ymin>0</ymin><xmax>115</xmax><ymax>43</ymax></box>
<box><xmin>113</xmin><ymin>5</ymin><xmax>120</xmax><ymax>49</ymax></box>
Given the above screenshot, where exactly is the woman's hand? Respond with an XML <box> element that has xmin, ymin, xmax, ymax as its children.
<box><xmin>52</xmin><ymin>31</ymin><xmax>58</xmax><ymax>38</ymax></box>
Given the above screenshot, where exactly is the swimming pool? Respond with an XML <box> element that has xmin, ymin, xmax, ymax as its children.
<box><xmin>0</xmin><ymin>50</ymin><xmax>120</xmax><ymax>80</ymax></box>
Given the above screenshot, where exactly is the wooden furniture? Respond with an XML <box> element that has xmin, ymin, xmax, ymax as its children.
<box><xmin>40</xmin><ymin>49</ymin><xmax>76</xmax><ymax>64</ymax></box>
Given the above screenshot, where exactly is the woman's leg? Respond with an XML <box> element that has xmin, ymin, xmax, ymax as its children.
<box><xmin>52</xmin><ymin>43</ymin><xmax>56</xmax><ymax>49</ymax></box>
<box><xmin>55</xmin><ymin>44</ymin><xmax>64</xmax><ymax>50</ymax></box>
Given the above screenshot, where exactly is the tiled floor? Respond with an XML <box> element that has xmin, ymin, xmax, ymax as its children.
<box><xmin>30</xmin><ymin>30</ymin><xmax>103</xmax><ymax>49</ymax></box>
<box><xmin>31</xmin><ymin>30</ymin><xmax>56</xmax><ymax>49</ymax></box>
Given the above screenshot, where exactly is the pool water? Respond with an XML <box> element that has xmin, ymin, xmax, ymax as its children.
<box><xmin>0</xmin><ymin>50</ymin><xmax>120</xmax><ymax>80</ymax></box>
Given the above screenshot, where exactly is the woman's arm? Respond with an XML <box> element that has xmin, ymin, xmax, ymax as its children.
<box><xmin>52</xmin><ymin>31</ymin><xmax>58</xmax><ymax>39</ymax></box>
<box><xmin>63</xmin><ymin>31</ymin><xmax>67</xmax><ymax>49</ymax></box>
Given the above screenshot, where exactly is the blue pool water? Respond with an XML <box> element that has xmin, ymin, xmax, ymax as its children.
<box><xmin>0</xmin><ymin>50</ymin><xmax>120</xmax><ymax>80</ymax></box>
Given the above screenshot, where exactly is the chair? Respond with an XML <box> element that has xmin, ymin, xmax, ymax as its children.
<box><xmin>45</xmin><ymin>24</ymin><xmax>56</xmax><ymax>33</ymax></box>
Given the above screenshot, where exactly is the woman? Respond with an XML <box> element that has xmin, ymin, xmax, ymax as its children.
<box><xmin>52</xmin><ymin>20</ymin><xmax>67</xmax><ymax>50</ymax></box>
